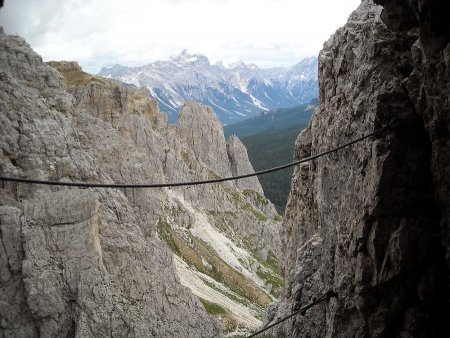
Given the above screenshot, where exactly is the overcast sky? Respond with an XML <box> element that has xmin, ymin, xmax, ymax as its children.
<box><xmin>0</xmin><ymin>0</ymin><xmax>360</xmax><ymax>74</ymax></box>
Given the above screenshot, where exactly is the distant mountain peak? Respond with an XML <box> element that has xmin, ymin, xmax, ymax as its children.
<box><xmin>170</xmin><ymin>50</ymin><xmax>210</xmax><ymax>66</ymax></box>
<box><xmin>228</xmin><ymin>59</ymin><xmax>246</xmax><ymax>68</ymax></box>
<box><xmin>99</xmin><ymin>54</ymin><xmax>318</xmax><ymax>124</ymax></box>
<box><xmin>226</xmin><ymin>60</ymin><xmax>260</xmax><ymax>72</ymax></box>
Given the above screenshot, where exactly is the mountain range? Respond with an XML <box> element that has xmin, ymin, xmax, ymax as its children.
<box><xmin>99</xmin><ymin>50</ymin><xmax>318</xmax><ymax>124</ymax></box>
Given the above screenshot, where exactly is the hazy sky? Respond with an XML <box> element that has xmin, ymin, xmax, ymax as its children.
<box><xmin>0</xmin><ymin>0</ymin><xmax>360</xmax><ymax>74</ymax></box>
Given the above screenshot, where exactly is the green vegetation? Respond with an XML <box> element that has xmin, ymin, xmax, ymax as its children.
<box><xmin>243</xmin><ymin>203</ymin><xmax>268</xmax><ymax>221</ymax></box>
<box><xmin>181</xmin><ymin>150</ymin><xmax>193</xmax><ymax>170</ymax></box>
<box><xmin>265</xmin><ymin>251</ymin><xmax>281</xmax><ymax>276</ymax></box>
<box><xmin>256</xmin><ymin>266</ymin><xmax>284</xmax><ymax>289</ymax></box>
<box><xmin>204</xmin><ymin>211</ymin><xmax>238</xmax><ymax>234</ymax></box>
<box><xmin>90</xmin><ymin>77</ymin><xmax>105</xmax><ymax>84</ymax></box>
<box><xmin>241</xmin><ymin>125</ymin><xmax>308</xmax><ymax>213</ymax></box>
<box><xmin>206</xmin><ymin>210</ymin><xmax>238</xmax><ymax>219</ymax></box>
<box><xmin>200</xmin><ymin>277</ymin><xmax>253</xmax><ymax>308</ymax></box>
<box><xmin>191</xmin><ymin>237</ymin><xmax>272</xmax><ymax>307</ymax></box>
<box><xmin>197</xmin><ymin>296</ymin><xmax>245</xmax><ymax>335</ymax></box>
<box><xmin>243</xmin><ymin>189</ymin><xmax>269</xmax><ymax>206</ymax></box>
<box><xmin>240</xmin><ymin>239</ymin><xmax>284</xmax><ymax>296</ymax></box>
<box><xmin>157</xmin><ymin>220</ymin><xmax>182</xmax><ymax>256</ymax></box>
<box><xmin>224</xmin><ymin>100</ymin><xmax>316</xmax><ymax>213</ymax></box>
<box><xmin>157</xmin><ymin>218</ymin><xmax>284</xmax><ymax>332</ymax></box>
<box><xmin>230</xmin><ymin>191</ymin><xmax>243</xmax><ymax>204</ymax></box>
<box><xmin>227</xmin><ymin>190</ymin><xmax>269</xmax><ymax>221</ymax></box>
<box><xmin>63</xmin><ymin>71</ymin><xmax>106</xmax><ymax>87</ymax></box>
<box><xmin>208</xmin><ymin>170</ymin><xmax>221</xmax><ymax>180</ymax></box>
<box><xmin>157</xmin><ymin>220</ymin><xmax>272</xmax><ymax>307</ymax></box>
<box><xmin>198</xmin><ymin>298</ymin><xmax>227</xmax><ymax>315</ymax></box>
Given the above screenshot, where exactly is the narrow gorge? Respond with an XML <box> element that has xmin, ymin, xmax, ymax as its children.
<box><xmin>1</xmin><ymin>0</ymin><xmax>450</xmax><ymax>337</ymax></box>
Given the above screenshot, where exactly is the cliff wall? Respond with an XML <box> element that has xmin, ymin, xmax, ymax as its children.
<box><xmin>268</xmin><ymin>0</ymin><xmax>450</xmax><ymax>336</ymax></box>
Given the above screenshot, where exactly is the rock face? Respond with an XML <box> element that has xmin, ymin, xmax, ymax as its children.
<box><xmin>227</xmin><ymin>135</ymin><xmax>264</xmax><ymax>194</ymax></box>
<box><xmin>0</xmin><ymin>31</ymin><xmax>282</xmax><ymax>336</ymax></box>
<box><xmin>175</xmin><ymin>101</ymin><xmax>232</xmax><ymax>178</ymax></box>
<box><xmin>266</xmin><ymin>0</ymin><xmax>450</xmax><ymax>337</ymax></box>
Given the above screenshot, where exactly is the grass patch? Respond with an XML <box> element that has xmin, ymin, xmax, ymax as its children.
<box><xmin>90</xmin><ymin>77</ymin><xmax>105</xmax><ymax>84</ymax></box>
<box><xmin>200</xmin><ymin>277</ymin><xmax>253</xmax><ymax>308</ymax></box>
<box><xmin>241</xmin><ymin>240</ymin><xmax>281</xmax><ymax>275</ymax></box>
<box><xmin>191</xmin><ymin>236</ymin><xmax>272</xmax><ymax>307</ymax></box>
<box><xmin>208</xmin><ymin>170</ymin><xmax>221</xmax><ymax>180</ymax></box>
<box><xmin>65</xmin><ymin>72</ymin><xmax>105</xmax><ymax>87</ymax></box>
<box><xmin>197</xmin><ymin>295</ymin><xmax>246</xmax><ymax>336</ymax></box>
<box><xmin>198</xmin><ymin>298</ymin><xmax>227</xmax><ymax>315</ymax></box>
<box><xmin>241</xmin><ymin>239</ymin><xmax>284</xmax><ymax>296</ymax></box>
<box><xmin>181</xmin><ymin>150</ymin><xmax>193</xmax><ymax>170</ymax></box>
<box><xmin>274</xmin><ymin>213</ymin><xmax>282</xmax><ymax>222</ymax></box>
<box><xmin>229</xmin><ymin>190</ymin><xmax>268</xmax><ymax>221</ymax></box>
<box><xmin>243</xmin><ymin>189</ymin><xmax>269</xmax><ymax>206</ymax></box>
<box><xmin>157</xmin><ymin>220</ymin><xmax>182</xmax><ymax>257</ymax></box>
<box><xmin>256</xmin><ymin>266</ymin><xmax>284</xmax><ymax>288</ymax></box>
<box><xmin>243</xmin><ymin>203</ymin><xmax>268</xmax><ymax>221</ymax></box>
<box><xmin>205</xmin><ymin>210</ymin><xmax>237</xmax><ymax>218</ymax></box>
<box><xmin>230</xmin><ymin>191</ymin><xmax>243</xmax><ymax>205</ymax></box>
<box><xmin>205</xmin><ymin>210</ymin><xmax>239</xmax><ymax>234</ymax></box>
<box><xmin>156</xmin><ymin>222</ymin><xmax>224</xmax><ymax>284</ymax></box>
<box><xmin>265</xmin><ymin>251</ymin><xmax>281</xmax><ymax>275</ymax></box>
<box><xmin>157</xmin><ymin>220</ymin><xmax>272</xmax><ymax>307</ymax></box>
<box><xmin>47</xmin><ymin>62</ymin><xmax>107</xmax><ymax>87</ymax></box>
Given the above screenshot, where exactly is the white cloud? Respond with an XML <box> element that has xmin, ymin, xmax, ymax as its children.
<box><xmin>0</xmin><ymin>0</ymin><xmax>361</xmax><ymax>73</ymax></box>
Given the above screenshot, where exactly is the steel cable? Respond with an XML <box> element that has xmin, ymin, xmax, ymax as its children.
<box><xmin>0</xmin><ymin>120</ymin><xmax>395</xmax><ymax>188</ymax></box>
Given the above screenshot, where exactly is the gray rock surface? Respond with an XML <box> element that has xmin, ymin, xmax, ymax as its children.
<box><xmin>265</xmin><ymin>0</ymin><xmax>450</xmax><ymax>337</ymax></box>
<box><xmin>175</xmin><ymin>101</ymin><xmax>232</xmax><ymax>178</ymax></box>
<box><xmin>0</xmin><ymin>30</ymin><xmax>281</xmax><ymax>336</ymax></box>
<box><xmin>226</xmin><ymin>135</ymin><xmax>264</xmax><ymax>194</ymax></box>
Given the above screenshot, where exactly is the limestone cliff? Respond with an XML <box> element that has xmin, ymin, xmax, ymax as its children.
<box><xmin>0</xmin><ymin>31</ymin><xmax>282</xmax><ymax>337</ymax></box>
<box><xmin>266</xmin><ymin>0</ymin><xmax>450</xmax><ymax>337</ymax></box>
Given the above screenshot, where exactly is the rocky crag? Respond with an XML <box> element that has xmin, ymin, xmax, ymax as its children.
<box><xmin>0</xmin><ymin>29</ymin><xmax>282</xmax><ymax>337</ymax></box>
<box><xmin>265</xmin><ymin>0</ymin><xmax>450</xmax><ymax>337</ymax></box>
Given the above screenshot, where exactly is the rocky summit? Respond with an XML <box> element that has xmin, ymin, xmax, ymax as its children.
<box><xmin>264</xmin><ymin>0</ymin><xmax>450</xmax><ymax>337</ymax></box>
<box><xmin>0</xmin><ymin>30</ymin><xmax>283</xmax><ymax>337</ymax></box>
